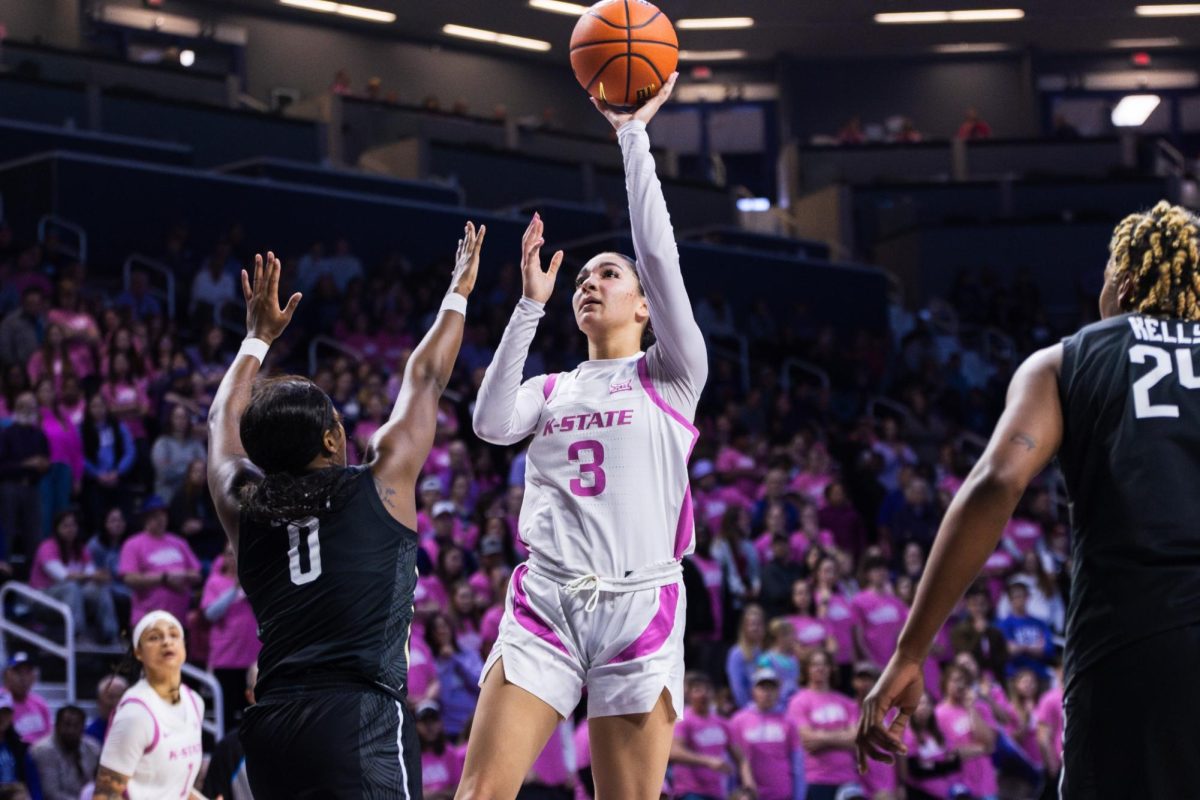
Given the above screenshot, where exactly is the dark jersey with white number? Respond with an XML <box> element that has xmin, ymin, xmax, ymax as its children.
<box><xmin>1058</xmin><ymin>313</ymin><xmax>1200</xmax><ymax>687</ymax></box>
<box><xmin>238</xmin><ymin>465</ymin><xmax>419</xmax><ymax>697</ymax></box>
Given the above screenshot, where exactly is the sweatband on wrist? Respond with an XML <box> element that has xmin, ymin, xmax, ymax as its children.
<box><xmin>441</xmin><ymin>293</ymin><xmax>468</xmax><ymax>317</ymax></box>
<box><xmin>238</xmin><ymin>337</ymin><xmax>270</xmax><ymax>364</ymax></box>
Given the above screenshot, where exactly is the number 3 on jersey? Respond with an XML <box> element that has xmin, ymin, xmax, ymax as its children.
<box><xmin>287</xmin><ymin>517</ymin><xmax>323</xmax><ymax>585</ymax></box>
<box><xmin>1129</xmin><ymin>344</ymin><xmax>1200</xmax><ymax>419</ymax></box>
<box><xmin>568</xmin><ymin>440</ymin><xmax>606</xmax><ymax>497</ymax></box>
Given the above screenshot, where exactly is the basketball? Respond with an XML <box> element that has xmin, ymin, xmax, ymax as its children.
<box><xmin>569</xmin><ymin>0</ymin><xmax>678</xmax><ymax>109</ymax></box>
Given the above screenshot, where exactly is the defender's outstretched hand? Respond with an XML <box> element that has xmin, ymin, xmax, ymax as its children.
<box><xmin>592</xmin><ymin>71</ymin><xmax>678</xmax><ymax>131</ymax></box>
<box><xmin>855</xmin><ymin>655</ymin><xmax>923</xmax><ymax>773</ymax></box>
<box><xmin>450</xmin><ymin>221</ymin><xmax>486</xmax><ymax>298</ymax></box>
<box><xmin>520</xmin><ymin>213</ymin><xmax>563</xmax><ymax>304</ymax></box>
<box><xmin>241</xmin><ymin>252</ymin><xmax>301</xmax><ymax>345</ymax></box>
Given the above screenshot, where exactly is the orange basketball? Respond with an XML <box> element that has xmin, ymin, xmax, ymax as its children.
<box><xmin>569</xmin><ymin>0</ymin><xmax>678</xmax><ymax>109</ymax></box>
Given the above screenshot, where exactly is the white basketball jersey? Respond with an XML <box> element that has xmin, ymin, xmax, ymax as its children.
<box><xmin>521</xmin><ymin>353</ymin><xmax>698</xmax><ymax>578</ymax></box>
<box><xmin>100</xmin><ymin>679</ymin><xmax>205</xmax><ymax>800</ymax></box>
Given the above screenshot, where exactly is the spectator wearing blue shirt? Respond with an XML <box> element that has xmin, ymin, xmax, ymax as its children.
<box><xmin>995</xmin><ymin>580</ymin><xmax>1054</xmax><ymax>679</ymax></box>
<box><xmin>426</xmin><ymin>612</ymin><xmax>482</xmax><ymax>740</ymax></box>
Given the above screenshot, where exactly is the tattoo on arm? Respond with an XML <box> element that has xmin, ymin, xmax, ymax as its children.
<box><xmin>1010</xmin><ymin>432</ymin><xmax>1036</xmax><ymax>451</ymax></box>
<box><xmin>94</xmin><ymin>766</ymin><xmax>131</xmax><ymax>800</ymax></box>
<box><xmin>374</xmin><ymin>477</ymin><xmax>399</xmax><ymax>510</ymax></box>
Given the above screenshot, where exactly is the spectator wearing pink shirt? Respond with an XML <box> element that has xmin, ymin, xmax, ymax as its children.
<box><xmin>813</xmin><ymin>555</ymin><xmax>856</xmax><ymax>688</ymax></box>
<box><xmin>692</xmin><ymin>460</ymin><xmax>751</xmax><ymax>532</ymax></box>
<box><xmin>900</xmin><ymin>692</ymin><xmax>962</xmax><ymax>800</ymax></box>
<box><xmin>784</xmin><ymin>580</ymin><xmax>836</xmax><ymax>666</ymax></box>
<box><xmin>728</xmin><ymin>667</ymin><xmax>805</xmax><ymax>800</ymax></box>
<box><xmin>716</xmin><ymin>425</ymin><xmax>761</xmax><ymax>501</ymax></box>
<box><xmin>850</xmin><ymin>662</ymin><xmax>899</xmax><ymax>799</ymax></box>
<box><xmin>1034</xmin><ymin>668</ymin><xmax>1063</xmax><ymax>784</ymax></box>
<box><xmin>686</xmin><ymin>527</ymin><xmax>724</xmax><ymax>644</ymax></box>
<box><xmin>449</xmin><ymin>582</ymin><xmax>482</xmax><ymax>656</ymax></box>
<box><xmin>935</xmin><ymin>663</ymin><xmax>998</xmax><ymax>800</ymax></box>
<box><xmin>851</xmin><ymin>556</ymin><xmax>908</xmax><ymax>668</ymax></box>
<box><xmin>526</xmin><ymin>720</ymin><xmax>576</xmax><ymax>799</ymax></box>
<box><xmin>1007</xmin><ymin>668</ymin><xmax>1044</xmax><ymax>787</ymax></box>
<box><xmin>789</xmin><ymin>446</ymin><xmax>834</xmax><ymax>509</ymax></box>
<box><xmin>35</xmin><ymin>378</ymin><xmax>82</xmax><ymax>506</ymax></box>
<box><xmin>117</xmin><ymin>496</ymin><xmax>202</xmax><ymax>624</ymax></box>
<box><xmin>99</xmin><ymin>351</ymin><xmax>151</xmax><ymax>442</ymax></box>
<box><xmin>407</xmin><ymin>634</ymin><xmax>440</xmax><ymax>709</ymax></box>
<box><xmin>26</xmin><ymin>323</ymin><xmax>95</xmax><ymax>390</ymax></box>
<box><xmin>4</xmin><ymin>654</ymin><xmax>51</xmax><ymax>745</ymax></box>
<box><xmin>416</xmin><ymin>701</ymin><xmax>464</xmax><ymax>800</ymax></box>
<box><xmin>669</xmin><ymin>672</ymin><xmax>743</xmax><ymax>800</ymax></box>
<box><xmin>787</xmin><ymin>651</ymin><xmax>858</xmax><ymax>800</ymax></box>
<box><xmin>202</xmin><ymin>542</ymin><xmax>261</xmax><ymax>731</ymax></box>
<box><xmin>29</xmin><ymin>509</ymin><xmax>117</xmax><ymax>643</ymax></box>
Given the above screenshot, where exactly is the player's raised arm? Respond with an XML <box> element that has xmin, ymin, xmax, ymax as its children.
<box><xmin>593</xmin><ymin>72</ymin><xmax>708</xmax><ymax>405</ymax></box>
<box><xmin>855</xmin><ymin>343</ymin><xmax>1063</xmax><ymax>770</ymax></box>
<box><xmin>367</xmin><ymin>222</ymin><xmax>484</xmax><ymax>521</ymax></box>
<box><xmin>207</xmin><ymin>252</ymin><xmax>301</xmax><ymax>549</ymax></box>
<box><xmin>472</xmin><ymin>214</ymin><xmax>561</xmax><ymax>445</ymax></box>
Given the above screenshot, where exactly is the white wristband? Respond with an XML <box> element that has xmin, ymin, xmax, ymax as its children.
<box><xmin>441</xmin><ymin>293</ymin><xmax>468</xmax><ymax>317</ymax></box>
<box><xmin>238</xmin><ymin>337</ymin><xmax>270</xmax><ymax>365</ymax></box>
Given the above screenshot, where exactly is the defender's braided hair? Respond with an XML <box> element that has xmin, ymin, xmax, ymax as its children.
<box><xmin>1109</xmin><ymin>201</ymin><xmax>1200</xmax><ymax>319</ymax></box>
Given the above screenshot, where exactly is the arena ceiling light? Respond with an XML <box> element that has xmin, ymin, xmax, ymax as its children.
<box><xmin>1111</xmin><ymin>94</ymin><xmax>1162</xmax><ymax>126</ymax></box>
<box><xmin>678</xmin><ymin>49</ymin><xmax>749</xmax><ymax>61</ymax></box>
<box><xmin>676</xmin><ymin>17</ymin><xmax>755</xmax><ymax>30</ymax></box>
<box><xmin>278</xmin><ymin>0</ymin><xmax>396</xmax><ymax>24</ymax></box>
<box><xmin>442</xmin><ymin>24</ymin><xmax>552</xmax><ymax>52</ymax></box>
<box><xmin>528</xmin><ymin>0</ymin><xmax>591</xmax><ymax>15</ymax></box>
<box><xmin>1110</xmin><ymin>37</ymin><xmax>1183</xmax><ymax>47</ymax></box>
<box><xmin>1135</xmin><ymin>4</ymin><xmax>1200</xmax><ymax>15</ymax></box>
<box><xmin>875</xmin><ymin>9</ymin><xmax>1025</xmax><ymax>23</ymax></box>
<box><xmin>933</xmin><ymin>42</ymin><xmax>1012</xmax><ymax>52</ymax></box>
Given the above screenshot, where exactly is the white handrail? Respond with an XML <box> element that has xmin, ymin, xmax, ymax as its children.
<box><xmin>866</xmin><ymin>395</ymin><xmax>916</xmax><ymax>430</ymax></box>
<box><xmin>710</xmin><ymin>333</ymin><xmax>751</xmax><ymax>393</ymax></box>
<box><xmin>37</xmin><ymin>214</ymin><xmax>88</xmax><ymax>264</ymax></box>
<box><xmin>123</xmin><ymin>254</ymin><xmax>177</xmax><ymax>321</ymax></box>
<box><xmin>308</xmin><ymin>335</ymin><xmax>364</xmax><ymax>375</ymax></box>
<box><xmin>181</xmin><ymin>662</ymin><xmax>226</xmax><ymax>739</ymax></box>
<box><xmin>0</xmin><ymin>582</ymin><xmax>76</xmax><ymax>704</ymax></box>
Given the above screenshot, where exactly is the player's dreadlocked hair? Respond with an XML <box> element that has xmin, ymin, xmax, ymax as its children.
<box><xmin>239</xmin><ymin>376</ymin><xmax>357</xmax><ymax>523</ymax></box>
<box><xmin>1109</xmin><ymin>201</ymin><xmax>1200</xmax><ymax>319</ymax></box>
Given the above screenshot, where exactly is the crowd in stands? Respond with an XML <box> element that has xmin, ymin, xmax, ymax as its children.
<box><xmin>0</xmin><ymin>203</ymin><xmax>1073</xmax><ymax>799</ymax></box>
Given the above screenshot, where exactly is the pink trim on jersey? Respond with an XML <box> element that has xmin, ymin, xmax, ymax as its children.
<box><xmin>636</xmin><ymin>357</ymin><xmax>700</xmax><ymax>558</ymax></box>
<box><xmin>512</xmin><ymin>565</ymin><xmax>571</xmax><ymax>656</ymax></box>
<box><xmin>608</xmin><ymin>583</ymin><xmax>679</xmax><ymax>664</ymax></box>
<box><xmin>543</xmin><ymin>373</ymin><xmax>559</xmax><ymax>401</ymax></box>
<box><xmin>119</xmin><ymin>698</ymin><xmax>160</xmax><ymax>754</ymax></box>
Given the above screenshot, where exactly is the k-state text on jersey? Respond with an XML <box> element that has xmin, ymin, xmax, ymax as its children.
<box><xmin>542</xmin><ymin>409</ymin><xmax>635</xmax><ymax>436</ymax></box>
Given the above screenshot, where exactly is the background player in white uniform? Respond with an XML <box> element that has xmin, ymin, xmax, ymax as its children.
<box><xmin>94</xmin><ymin>611</ymin><xmax>207</xmax><ymax>800</ymax></box>
<box><xmin>459</xmin><ymin>72</ymin><xmax>707</xmax><ymax>800</ymax></box>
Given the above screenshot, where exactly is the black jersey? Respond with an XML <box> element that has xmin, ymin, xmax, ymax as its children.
<box><xmin>238</xmin><ymin>465</ymin><xmax>419</xmax><ymax>697</ymax></box>
<box><xmin>1058</xmin><ymin>313</ymin><xmax>1200</xmax><ymax>687</ymax></box>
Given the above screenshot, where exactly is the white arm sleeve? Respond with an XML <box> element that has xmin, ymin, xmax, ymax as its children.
<box><xmin>618</xmin><ymin>120</ymin><xmax>709</xmax><ymax>419</ymax></box>
<box><xmin>472</xmin><ymin>297</ymin><xmax>550</xmax><ymax>445</ymax></box>
<box><xmin>99</xmin><ymin>701</ymin><xmax>154</xmax><ymax>777</ymax></box>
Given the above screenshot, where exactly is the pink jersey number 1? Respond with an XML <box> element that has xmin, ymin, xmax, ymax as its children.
<box><xmin>568</xmin><ymin>440</ymin><xmax>606</xmax><ymax>497</ymax></box>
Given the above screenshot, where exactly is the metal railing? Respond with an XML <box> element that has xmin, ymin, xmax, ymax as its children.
<box><xmin>710</xmin><ymin>332</ymin><xmax>751</xmax><ymax>394</ymax></box>
<box><xmin>0</xmin><ymin>582</ymin><xmax>76</xmax><ymax>704</ymax></box>
<box><xmin>38</xmin><ymin>214</ymin><xmax>88</xmax><ymax>263</ymax></box>
<box><xmin>780</xmin><ymin>358</ymin><xmax>830</xmax><ymax>394</ymax></box>
<box><xmin>0</xmin><ymin>582</ymin><xmax>227</xmax><ymax>738</ymax></box>
<box><xmin>308</xmin><ymin>335</ymin><xmax>364</xmax><ymax>375</ymax></box>
<box><xmin>123</xmin><ymin>254</ymin><xmax>177</xmax><ymax>321</ymax></box>
<box><xmin>181</xmin><ymin>662</ymin><xmax>226</xmax><ymax>740</ymax></box>
<box><xmin>866</xmin><ymin>395</ymin><xmax>916</xmax><ymax>430</ymax></box>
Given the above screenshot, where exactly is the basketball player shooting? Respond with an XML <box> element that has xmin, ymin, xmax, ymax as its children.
<box><xmin>206</xmin><ymin>225</ymin><xmax>484</xmax><ymax>799</ymax></box>
<box><xmin>456</xmin><ymin>71</ymin><xmax>708</xmax><ymax>800</ymax></box>
<box><xmin>855</xmin><ymin>202</ymin><xmax>1200</xmax><ymax>799</ymax></box>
